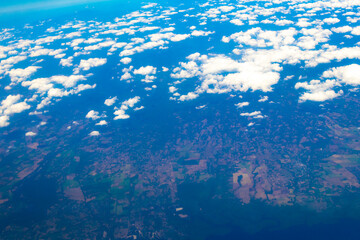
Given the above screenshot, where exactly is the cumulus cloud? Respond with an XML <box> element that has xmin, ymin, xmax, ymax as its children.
<box><xmin>96</xmin><ymin>120</ymin><xmax>108</xmax><ymax>126</ymax></box>
<box><xmin>8</xmin><ymin>66</ymin><xmax>40</xmax><ymax>83</ymax></box>
<box><xmin>218</xmin><ymin>6</ymin><xmax>234</xmax><ymax>12</ymax></box>
<box><xmin>299</xmin><ymin>90</ymin><xmax>342</xmax><ymax>102</ymax></box>
<box><xmin>86</xmin><ymin>110</ymin><xmax>101</xmax><ymax>120</ymax></box>
<box><xmin>274</xmin><ymin>19</ymin><xmax>294</xmax><ymax>26</ymax></box>
<box><xmin>3</xmin><ymin>101</ymin><xmax>31</xmax><ymax>115</ymax></box>
<box><xmin>25</xmin><ymin>131</ymin><xmax>37</xmax><ymax>136</ymax></box>
<box><xmin>351</xmin><ymin>26</ymin><xmax>360</xmax><ymax>35</ymax></box>
<box><xmin>0</xmin><ymin>115</ymin><xmax>10</xmax><ymax>127</ymax></box>
<box><xmin>258</xmin><ymin>96</ymin><xmax>268</xmax><ymax>102</ymax></box>
<box><xmin>142</xmin><ymin>3</ymin><xmax>157</xmax><ymax>9</ymax></box>
<box><xmin>51</xmin><ymin>75</ymin><xmax>86</xmax><ymax>88</ymax></box>
<box><xmin>120</xmin><ymin>57</ymin><xmax>132</xmax><ymax>64</ymax></box>
<box><xmin>104</xmin><ymin>96</ymin><xmax>118</xmax><ymax>106</ymax></box>
<box><xmin>169</xmin><ymin>86</ymin><xmax>178</xmax><ymax>93</ymax></box>
<box><xmin>322</xmin><ymin>64</ymin><xmax>360</xmax><ymax>85</ymax></box>
<box><xmin>240</xmin><ymin>111</ymin><xmax>263</xmax><ymax>118</ymax></box>
<box><xmin>120</xmin><ymin>72</ymin><xmax>133</xmax><ymax>81</ymax></box>
<box><xmin>230</xmin><ymin>19</ymin><xmax>244</xmax><ymax>26</ymax></box>
<box><xmin>22</xmin><ymin>75</ymin><xmax>86</xmax><ymax>93</ymax></box>
<box><xmin>170</xmin><ymin>34</ymin><xmax>190</xmax><ymax>42</ymax></box>
<box><xmin>191</xmin><ymin>30</ymin><xmax>215</xmax><ymax>36</ymax></box>
<box><xmin>323</xmin><ymin>18</ymin><xmax>340</xmax><ymax>24</ymax></box>
<box><xmin>78</xmin><ymin>58</ymin><xmax>107</xmax><ymax>71</ymax></box>
<box><xmin>60</xmin><ymin>56</ymin><xmax>73</xmax><ymax>67</ymax></box>
<box><xmin>331</xmin><ymin>26</ymin><xmax>352</xmax><ymax>33</ymax></box>
<box><xmin>223</xmin><ymin>27</ymin><xmax>297</xmax><ymax>49</ymax></box>
<box><xmin>1</xmin><ymin>95</ymin><xmax>30</xmax><ymax>115</ymax></box>
<box><xmin>134</xmin><ymin>66</ymin><xmax>156</xmax><ymax>75</ymax></box>
<box><xmin>0</xmin><ymin>95</ymin><xmax>30</xmax><ymax>127</ymax></box>
<box><xmin>235</xmin><ymin>102</ymin><xmax>249</xmax><ymax>108</ymax></box>
<box><xmin>171</xmin><ymin>53</ymin><xmax>280</xmax><ymax>100</ymax></box>
<box><xmin>179</xmin><ymin>92</ymin><xmax>199</xmax><ymax>101</ymax></box>
<box><xmin>114</xmin><ymin>96</ymin><xmax>140</xmax><ymax>120</ymax></box>
<box><xmin>89</xmin><ymin>131</ymin><xmax>100</xmax><ymax>136</ymax></box>
<box><xmin>122</xmin><ymin>96</ymin><xmax>140</xmax><ymax>108</ymax></box>
<box><xmin>113</xmin><ymin>109</ymin><xmax>130</xmax><ymax>120</ymax></box>
<box><xmin>295</xmin><ymin>79</ymin><xmax>342</xmax><ymax>102</ymax></box>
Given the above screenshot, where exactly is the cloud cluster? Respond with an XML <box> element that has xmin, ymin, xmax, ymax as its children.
<box><xmin>296</xmin><ymin>64</ymin><xmax>360</xmax><ymax>102</ymax></box>
<box><xmin>171</xmin><ymin>53</ymin><xmax>280</xmax><ymax>101</ymax></box>
<box><xmin>114</xmin><ymin>96</ymin><xmax>141</xmax><ymax>120</ymax></box>
<box><xmin>0</xmin><ymin>95</ymin><xmax>30</xmax><ymax>127</ymax></box>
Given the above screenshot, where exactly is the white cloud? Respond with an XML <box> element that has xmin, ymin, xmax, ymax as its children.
<box><xmin>169</xmin><ymin>86</ymin><xmax>178</xmax><ymax>93</ymax></box>
<box><xmin>134</xmin><ymin>106</ymin><xmax>144</xmax><ymax>111</ymax></box>
<box><xmin>170</xmin><ymin>34</ymin><xmax>190</xmax><ymax>42</ymax></box>
<box><xmin>134</xmin><ymin>66</ymin><xmax>156</xmax><ymax>75</ymax></box>
<box><xmin>51</xmin><ymin>75</ymin><xmax>86</xmax><ymax>88</ymax></box>
<box><xmin>230</xmin><ymin>19</ymin><xmax>244</xmax><ymax>26</ymax></box>
<box><xmin>218</xmin><ymin>6</ymin><xmax>234</xmax><ymax>12</ymax></box>
<box><xmin>22</xmin><ymin>75</ymin><xmax>86</xmax><ymax>93</ymax></box>
<box><xmin>96</xmin><ymin>120</ymin><xmax>108</xmax><ymax>126</ymax></box>
<box><xmin>121</xmin><ymin>72</ymin><xmax>133</xmax><ymax>80</ymax></box>
<box><xmin>139</xmin><ymin>26</ymin><xmax>160</xmax><ymax>32</ymax></box>
<box><xmin>240</xmin><ymin>111</ymin><xmax>262</xmax><ymax>117</ymax></box>
<box><xmin>8</xmin><ymin>66</ymin><xmax>40</xmax><ymax>83</ymax></box>
<box><xmin>295</xmin><ymin>79</ymin><xmax>342</xmax><ymax>102</ymax></box>
<box><xmin>274</xmin><ymin>19</ymin><xmax>294</xmax><ymax>26</ymax></box>
<box><xmin>1</xmin><ymin>95</ymin><xmax>30</xmax><ymax>115</ymax></box>
<box><xmin>3</xmin><ymin>101</ymin><xmax>30</xmax><ymax>115</ymax></box>
<box><xmin>89</xmin><ymin>131</ymin><xmax>100</xmax><ymax>136</ymax></box>
<box><xmin>25</xmin><ymin>131</ymin><xmax>37</xmax><ymax>136</ymax></box>
<box><xmin>296</xmin><ymin>18</ymin><xmax>312</xmax><ymax>28</ymax></box>
<box><xmin>142</xmin><ymin>3</ymin><xmax>157</xmax><ymax>9</ymax></box>
<box><xmin>224</xmin><ymin>27</ymin><xmax>297</xmax><ymax>49</ymax></box>
<box><xmin>114</xmin><ymin>96</ymin><xmax>140</xmax><ymax>120</ymax></box>
<box><xmin>179</xmin><ymin>92</ymin><xmax>199</xmax><ymax>101</ymax></box>
<box><xmin>191</xmin><ymin>30</ymin><xmax>214</xmax><ymax>36</ymax></box>
<box><xmin>86</xmin><ymin>110</ymin><xmax>100</xmax><ymax>120</ymax></box>
<box><xmin>78</xmin><ymin>58</ymin><xmax>107</xmax><ymax>71</ymax></box>
<box><xmin>65</xmin><ymin>31</ymin><xmax>82</xmax><ymax>39</ymax></box>
<box><xmin>113</xmin><ymin>109</ymin><xmax>130</xmax><ymax>120</ymax></box>
<box><xmin>60</xmin><ymin>56</ymin><xmax>73</xmax><ymax>67</ymax></box>
<box><xmin>172</xmin><ymin>54</ymin><xmax>280</xmax><ymax>100</ymax></box>
<box><xmin>299</xmin><ymin>90</ymin><xmax>342</xmax><ymax>102</ymax></box>
<box><xmin>331</xmin><ymin>26</ymin><xmax>352</xmax><ymax>33</ymax></box>
<box><xmin>149</xmin><ymin>32</ymin><xmax>190</xmax><ymax>43</ymax></box>
<box><xmin>84</xmin><ymin>40</ymin><xmax>116</xmax><ymax>51</ymax></box>
<box><xmin>323</xmin><ymin>18</ymin><xmax>340</xmax><ymax>24</ymax></box>
<box><xmin>0</xmin><ymin>95</ymin><xmax>30</xmax><ymax>127</ymax></box>
<box><xmin>120</xmin><ymin>57</ymin><xmax>132</xmax><ymax>64</ymax></box>
<box><xmin>235</xmin><ymin>102</ymin><xmax>249</xmax><ymax>108</ymax></box>
<box><xmin>0</xmin><ymin>115</ymin><xmax>10</xmax><ymax>127</ymax></box>
<box><xmin>258</xmin><ymin>96</ymin><xmax>268</xmax><ymax>102</ymax></box>
<box><xmin>351</xmin><ymin>26</ymin><xmax>360</xmax><ymax>35</ymax></box>
<box><xmin>104</xmin><ymin>96</ymin><xmax>118</xmax><ymax>106</ymax></box>
<box><xmin>122</xmin><ymin>96</ymin><xmax>140</xmax><ymax>108</ymax></box>
<box><xmin>322</xmin><ymin>64</ymin><xmax>360</xmax><ymax>86</ymax></box>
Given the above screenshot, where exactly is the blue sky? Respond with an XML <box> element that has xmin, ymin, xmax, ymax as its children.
<box><xmin>1</xmin><ymin>0</ymin><xmax>360</xmax><ymax>133</ymax></box>
<box><xmin>0</xmin><ymin>0</ymin><xmax>110</xmax><ymax>14</ymax></box>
